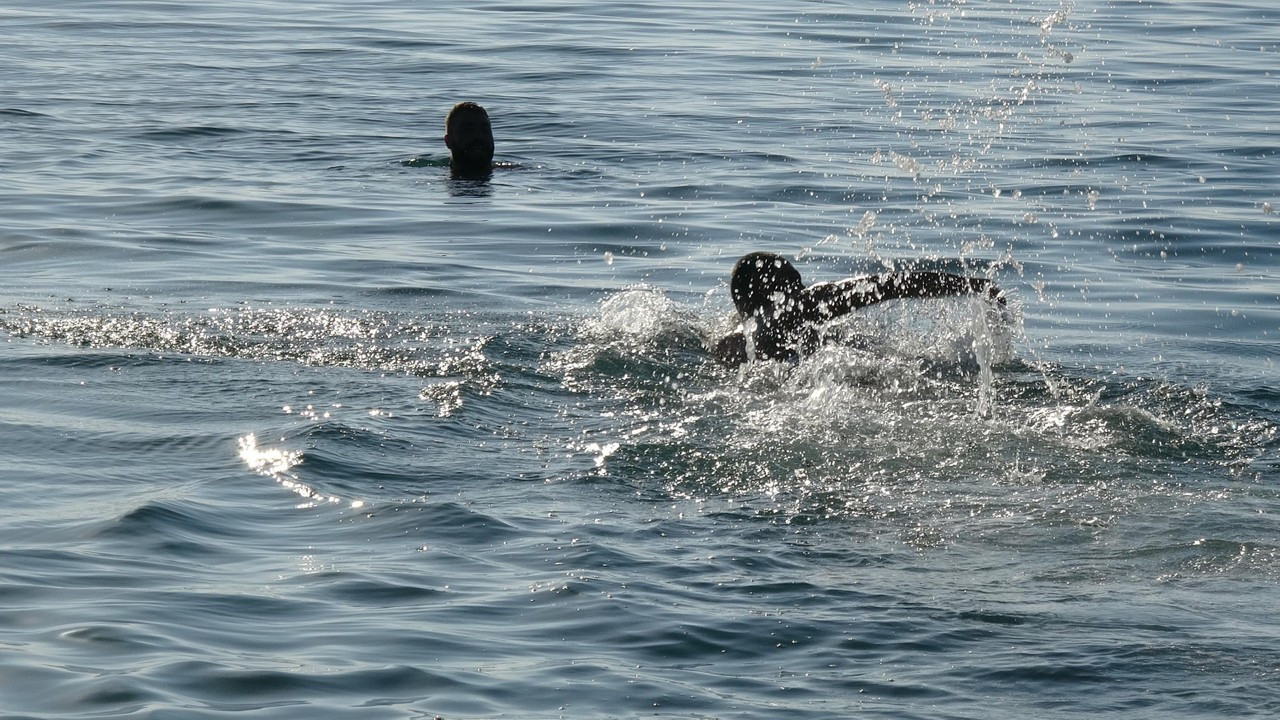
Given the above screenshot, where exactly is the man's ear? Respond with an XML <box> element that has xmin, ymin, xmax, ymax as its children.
<box><xmin>444</xmin><ymin>133</ymin><xmax>453</xmax><ymax>149</ymax></box>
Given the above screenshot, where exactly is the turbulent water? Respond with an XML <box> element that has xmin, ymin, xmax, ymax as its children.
<box><xmin>1</xmin><ymin>1</ymin><xmax>1277</xmax><ymax>718</ymax></box>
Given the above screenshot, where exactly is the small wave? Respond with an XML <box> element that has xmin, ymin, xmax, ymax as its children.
<box><xmin>401</xmin><ymin>154</ymin><xmax>448</xmax><ymax>168</ymax></box>
<box><xmin>584</xmin><ymin>286</ymin><xmax>704</xmax><ymax>344</ymax></box>
<box><xmin>302</xmin><ymin>572</ymin><xmax>446</xmax><ymax>607</ymax></box>
<box><xmin>131</xmin><ymin>125</ymin><xmax>253</xmax><ymax>141</ymax></box>
<box><xmin>239</xmin><ymin>432</ymin><xmax>350</xmax><ymax>508</ymax></box>
<box><xmin>1108</xmin><ymin>537</ymin><xmax>1280</xmax><ymax>583</ymax></box>
<box><xmin>0</xmin><ymin>304</ymin><xmax>465</xmax><ymax>377</ymax></box>
<box><xmin>1165</xmin><ymin>538</ymin><xmax>1280</xmax><ymax>580</ymax></box>
<box><xmin>549</xmin><ymin>287</ymin><xmax>711</xmax><ymax>393</ymax></box>
<box><xmin>95</xmin><ymin>500</ymin><xmax>254</xmax><ymax>559</ymax></box>
<box><xmin>1026</xmin><ymin>403</ymin><xmax>1182</xmax><ymax>454</ymax></box>
<box><xmin>0</xmin><ymin>107</ymin><xmax>51</xmax><ymax>119</ymax></box>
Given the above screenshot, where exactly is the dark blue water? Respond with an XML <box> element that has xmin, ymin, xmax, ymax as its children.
<box><xmin>2</xmin><ymin>1</ymin><xmax>1277</xmax><ymax>717</ymax></box>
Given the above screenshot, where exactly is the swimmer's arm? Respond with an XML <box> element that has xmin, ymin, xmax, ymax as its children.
<box><xmin>712</xmin><ymin>330</ymin><xmax>748</xmax><ymax>366</ymax></box>
<box><xmin>805</xmin><ymin>272</ymin><xmax>1004</xmax><ymax>320</ymax></box>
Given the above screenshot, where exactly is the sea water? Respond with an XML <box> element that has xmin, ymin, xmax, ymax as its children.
<box><xmin>1</xmin><ymin>1</ymin><xmax>1277</xmax><ymax>717</ymax></box>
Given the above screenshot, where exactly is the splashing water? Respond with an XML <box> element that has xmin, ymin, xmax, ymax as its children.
<box><xmin>553</xmin><ymin>279</ymin><xmax>1272</xmax><ymax>535</ymax></box>
<box><xmin>238</xmin><ymin>432</ymin><xmax>363</xmax><ymax>508</ymax></box>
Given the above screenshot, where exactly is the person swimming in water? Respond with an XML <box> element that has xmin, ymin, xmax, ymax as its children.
<box><xmin>444</xmin><ymin>101</ymin><xmax>495</xmax><ymax>178</ymax></box>
<box><xmin>713</xmin><ymin>251</ymin><xmax>1005</xmax><ymax>366</ymax></box>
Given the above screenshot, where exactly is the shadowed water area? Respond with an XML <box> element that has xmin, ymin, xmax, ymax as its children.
<box><xmin>1</xmin><ymin>1</ymin><xmax>1277</xmax><ymax>718</ymax></box>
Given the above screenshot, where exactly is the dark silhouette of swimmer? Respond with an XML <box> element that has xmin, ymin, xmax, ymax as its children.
<box><xmin>714</xmin><ymin>251</ymin><xmax>1005</xmax><ymax>366</ymax></box>
<box><xmin>444</xmin><ymin>101</ymin><xmax>494</xmax><ymax>178</ymax></box>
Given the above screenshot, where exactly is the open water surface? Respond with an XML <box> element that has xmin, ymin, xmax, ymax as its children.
<box><xmin>1</xmin><ymin>1</ymin><xmax>1277</xmax><ymax>717</ymax></box>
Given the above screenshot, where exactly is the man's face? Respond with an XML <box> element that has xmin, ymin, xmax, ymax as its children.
<box><xmin>446</xmin><ymin>111</ymin><xmax>494</xmax><ymax>168</ymax></box>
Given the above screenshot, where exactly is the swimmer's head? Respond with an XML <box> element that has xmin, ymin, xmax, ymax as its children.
<box><xmin>444</xmin><ymin>101</ymin><xmax>494</xmax><ymax>174</ymax></box>
<box><xmin>730</xmin><ymin>252</ymin><xmax>804</xmax><ymax>317</ymax></box>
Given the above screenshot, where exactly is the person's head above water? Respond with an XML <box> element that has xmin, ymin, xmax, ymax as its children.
<box><xmin>444</xmin><ymin>101</ymin><xmax>494</xmax><ymax>176</ymax></box>
<box><xmin>730</xmin><ymin>251</ymin><xmax>806</xmax><ymax>317</ymax></box>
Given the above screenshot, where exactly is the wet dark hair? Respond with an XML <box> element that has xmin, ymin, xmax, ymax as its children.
<box><xmin>730</xmin><ymin>252</ymin><xmax>804</xmax><ymax>316</ymax></box>
<box><xmin>445</xmin><ymin>101</ymin><xmax>490</xmax><ymax>131</ymax></box>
